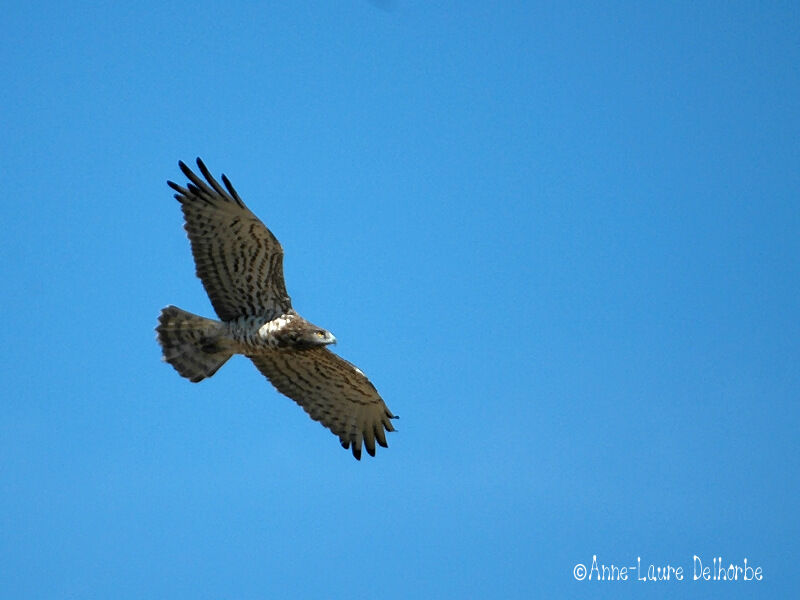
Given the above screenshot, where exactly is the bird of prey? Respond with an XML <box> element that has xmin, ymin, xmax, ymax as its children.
<box><xmin>156</xmin><ymin>159</ymin><xmax>396</xmax><ymax>459</ymax></box>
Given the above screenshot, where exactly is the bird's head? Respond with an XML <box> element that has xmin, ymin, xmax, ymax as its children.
<box><xmin>270</xmin><ymin>315</ymin><xmax>337</xmax><ymax>350</ymax></box>
<box><xmin>305</xmin><ymin>327</ymin><xmax>337</xmax><ymax>347</ymax></box>
<box><xmin>288</xmin><ymin>323</ymin><xmax>337</xmax><ymax>349</ymax></box>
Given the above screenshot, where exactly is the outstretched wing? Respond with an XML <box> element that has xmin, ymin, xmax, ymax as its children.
<box><xmin>167</xmin><ymin>158</ymin><xmax>292</xmax><ymax>321</ymax></box>
<box><xmin>249</xmin><ymin>348</ymin><xmax>397</xmax><ymax>459</ymax></box>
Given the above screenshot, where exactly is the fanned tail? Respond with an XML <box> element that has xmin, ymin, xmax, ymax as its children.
<box><xmin>156</xmin><ymin>306</ymin><xmax>232</xmax><ymax>382</ymax></box>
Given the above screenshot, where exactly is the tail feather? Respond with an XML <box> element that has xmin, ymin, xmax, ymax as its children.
<box><xmin>156</xmin><ymin>306</ymin><xmax>233</xmax><ymax>382</ymax></box>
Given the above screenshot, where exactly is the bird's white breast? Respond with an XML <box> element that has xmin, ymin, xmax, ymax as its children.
<box><xmin>259</xmin><ymin>315</ymin><xmax>293</xmax><ymax>337</ymax></box>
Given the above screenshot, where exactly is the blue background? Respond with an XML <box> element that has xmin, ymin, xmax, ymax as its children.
<box><xmin>2</xmin><ymin>2</ymin><xmax>798</xmax><ymax>598</ymax></box>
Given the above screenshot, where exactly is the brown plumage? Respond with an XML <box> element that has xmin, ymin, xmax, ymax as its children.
<box><xmin>156</xmin><ymin>158</ymin><xmax>396</xmax><ymax>459</ymax></box>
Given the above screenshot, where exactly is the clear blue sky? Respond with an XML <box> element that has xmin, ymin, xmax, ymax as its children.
<box><xmin>2</xmin><ymin>2</ymin><xmax>798</xmax><ymax>598</ymax></box>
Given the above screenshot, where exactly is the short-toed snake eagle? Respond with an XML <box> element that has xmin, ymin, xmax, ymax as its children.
<box><xmin>156</xmin><ymin>159</ymin><xmax>396</xmax><ymax>459</ymax></box>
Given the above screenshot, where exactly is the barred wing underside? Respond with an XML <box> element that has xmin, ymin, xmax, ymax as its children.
<box><xmin>249</xmin><ymin>348</ymin><xmax>396</xmax><ymax>459</ymax></box>
<box><xmin>167</xmin><ymin>159</ymin><xmax>292</xmax><ymax>321</ymax></box>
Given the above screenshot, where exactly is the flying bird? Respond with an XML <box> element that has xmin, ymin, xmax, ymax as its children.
<box><xmin>156</xmin><ymin>159</ymin><xmax>396</xmax><ymax>459</ymax></box>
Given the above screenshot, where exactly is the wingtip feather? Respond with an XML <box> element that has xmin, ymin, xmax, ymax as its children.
<box><xmin>195</xmin><ymin>157</ymin><xmax>211</xmax><ymax>179</ymax></box>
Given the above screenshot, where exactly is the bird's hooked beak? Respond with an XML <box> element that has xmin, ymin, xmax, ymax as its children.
<box><xmin>325</xmin><ymin>332</ymin><xmax>337</xmax><ymax>345</ymax></box>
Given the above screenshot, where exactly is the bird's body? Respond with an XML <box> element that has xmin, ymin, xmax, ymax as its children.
<box><xmin>156</xmin><ymin>159</ymin><xmax>396</xmax><ymax>459</ymax></box>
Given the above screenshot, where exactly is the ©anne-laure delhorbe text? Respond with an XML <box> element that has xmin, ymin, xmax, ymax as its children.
<box><xmin>573</xmin><ymin>555</ymin><xmax>763</xmax><ymax>583</ymax></box>
<box><xmin>692</xmin><ymin>555</ymin><xmax>763</xmax><ymax>581</ymax></box>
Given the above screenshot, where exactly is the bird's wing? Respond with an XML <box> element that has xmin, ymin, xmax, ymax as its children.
<box><xmin>167</xmin><ymin>158</ymin><xmax>292</xmax><ymax>321</ymax></box>
<box><xmin>249</xmin><ymin>348</ymin><xmax>397</xmax><ymax>459</ymax></box>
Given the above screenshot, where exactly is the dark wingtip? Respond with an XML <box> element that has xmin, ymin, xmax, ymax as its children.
<box><xmin>366</xmin><ymin>446</ymin><xmax>376</xmax><ymax>457</ymax></box>
<box><xmin>221</xmin><ymin>173</ymin><xmax>244</xmax><ymax>205</ymax></box>
<box><xmin>195</xmin><ymin>157</ymin><xmax>211</xmax><ymax>178</ymax></box>
<box><xmin>177</xmin><ymin>160</ymin><xmax>194</xmax><ymax>179</ymax></box>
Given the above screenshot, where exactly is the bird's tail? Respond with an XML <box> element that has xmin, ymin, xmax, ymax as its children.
<box><xmin>156</xmin><ymin>305</ymin><xmax>233</xmax><ymax>382</ymax></box>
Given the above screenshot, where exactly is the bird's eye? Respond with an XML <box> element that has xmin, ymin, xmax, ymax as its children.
<box><xmin>315</xmin><ymin>331</ymin><xmax>325</xmax><ymax>337</ymax></box>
